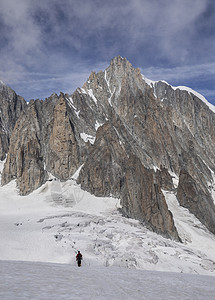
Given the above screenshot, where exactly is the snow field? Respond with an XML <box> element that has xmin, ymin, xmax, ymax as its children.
<box><xmin>1</xmin><ymin>260</ymin><xmax>215</xmax><ymax>300</ymax></box>
<box><xmin>1</xmin><ymin>160</ymin><xmax>215</xmax><ymax>298</ymax></box>
<box><xmin>0</xmin><ymin>168</ymin><xmax>215</xmax><ymax>275</ymax></box>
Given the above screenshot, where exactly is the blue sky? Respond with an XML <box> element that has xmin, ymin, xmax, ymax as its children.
<box><xmin>0</xmin><ymin>0</ymin><xmax>215</xmax><ymax>104</ymax></box>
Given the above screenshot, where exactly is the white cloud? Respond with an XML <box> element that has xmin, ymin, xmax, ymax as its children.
<box><xmin>0</xmin><ymin>0</ymin><xmax>41</xmax><ymax>54</ymax></box>
<box><xmin>126</xmin><ymin>0</ymin><xmax>209</xmax><ymax>61</ymax></box>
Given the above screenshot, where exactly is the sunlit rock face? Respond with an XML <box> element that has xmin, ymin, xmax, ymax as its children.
<box><xmin>1</xmin><ymin>56</ymin><xmax>215</xmax><ymax>240</ymax></box>
<box><xmin>1</xmin><ymin>94</ymin><xmax>83</xmax><ymax>195</ymax></box>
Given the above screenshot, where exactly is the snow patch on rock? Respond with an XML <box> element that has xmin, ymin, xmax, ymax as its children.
<box><xmin>80</xmin><ymin>132</ymin><xmax>95</xmax><ymax>144</ymax></box>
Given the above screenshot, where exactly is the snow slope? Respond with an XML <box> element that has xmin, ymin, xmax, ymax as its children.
<box><xmin>1</xmin><ymin>260</ymin><xmax>215</xmax><ymax>300</ymax></box>
<box><xmin>1</xmin><ymin>160</ymin><xmax>215</xmax><ymax>298</ymax></box>
<box><xmin>142</xmin><ymin>75</ymin><xmax>215</xmax><ymax>113</ymax></box>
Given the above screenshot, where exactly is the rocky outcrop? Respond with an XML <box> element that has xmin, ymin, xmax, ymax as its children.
<box><xmin>121</xmin><ymin>154</ymin><xmax>179</xmax><ymax>240</ymax></box>
<box><xmin>1</xmin><ymin>94</ymin><xmax>83</xmax><ymax>195</ymax></box>
<box><xmin>47</xmin><ymin>96</ymin><xmax>80</xmax><ymax>180</ymax></box>
<box><xmin>0</xmin><ymin>81</ymin><xmax>26</xmax><ymax>160</ymax></box>
<box><xmin>1</xmin><ymin>56</ymin><xmax>215</xmax><ymax>240</ymax></box>
<box><xmin>177</xmin><ymin>169</ymin><xmax>215</xmax><ymax>234</ymax></box>
<box><xmin>155</xmin><ymin>167</ymin><xmax>175</xmax><ymax>191</ymax></box>
<box><xmin>77</xmin><ymin>122</ymin><xmax>126</xmax><ymax>198</ymax></box>
<box><xmin>77</xmin><ymin>122</ymin><xmax>180</xmax><ymax>240</ymax></box>
<box><xmin>1</xmin><ymin>99</ymin><xmax>48</xmax><ymax>194</ymax></box>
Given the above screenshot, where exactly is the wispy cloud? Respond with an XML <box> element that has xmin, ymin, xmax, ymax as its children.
<box><xmin>0</xmin><ymin>0</ymin><xmax>41</xmax><ymax>58</ymax></box>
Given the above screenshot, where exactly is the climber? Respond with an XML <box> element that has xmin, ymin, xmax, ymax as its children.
<box><xmin>76</xmin><ymin>251</ymin><xmax>83</xmax><ymax>267</ymax></box>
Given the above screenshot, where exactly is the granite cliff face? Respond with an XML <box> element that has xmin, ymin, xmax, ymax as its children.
<box><xmin>1</xmin><ymin>93</ymin><xmax>85</xmax><ymax>195</ymax></box>
<box><xmin>0</xmin><ymin>81</ymin><xmax>26</xmax><ymax>160</ymax></box>
<box><xmin>1</xmin><ymin>56</ymin><xmax>215</xmax><ymax>240</ymax></box>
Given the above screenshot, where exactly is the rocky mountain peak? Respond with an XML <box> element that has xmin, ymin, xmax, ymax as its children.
<box><xmin>110</xmin><ymin>55</ymin><xmax>132</xmax><ymax>68</ymax></box>
<box><xmin>106</xmin><ymin>55</ymin><xmax>146</xmax><ymax>94</ymax></box>
<box><xmin>1</xmin><ymin>56</ymin><xmax>215</xmax><ymax>241</ymax></box>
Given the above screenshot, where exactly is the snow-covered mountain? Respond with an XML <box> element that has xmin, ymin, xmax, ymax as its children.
<box><xmin>1</xmin><ymin>56</ymin><xmax>215</xmax><ymax>296</ymax></box>
<box><xmin>1</xmin><ymin>56</ymin><xmax>215</xmax><ymax>241</ymax></box>
<box><xmin>1</xmin><ymin>56</ymin><xmax>215</xmax><ymax>291</ymax></box>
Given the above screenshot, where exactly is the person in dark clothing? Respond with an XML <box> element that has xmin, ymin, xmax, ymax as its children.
<box><xmin>76</xmin><ymin>251</ymin><xmax>82</xmax><ymax>267</ymax></box>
